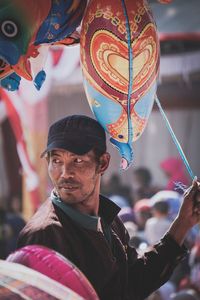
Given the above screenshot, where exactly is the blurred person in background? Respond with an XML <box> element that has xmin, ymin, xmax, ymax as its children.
<box><xmin>150</xmin><ymin>191</ymin><xmax>192</xmax><ymax>289</ymax></box>
<box><xmin>150</xmin><ymin>190</ymin><xmax>199</xmax><ymax>248</ymax></box>
<box><xmin>100</xmin><ymin>173</ymin><xmax>123</xmax><ymax>196</ymax></box>
<box><xmin>118</xmin><ymin>206</ymin><xmax>138</xmax><ymax>240</ymax></box>
<box><xmin>131</xmin><ymin>198</ymin><xmax>151</xmax><ymax>252</ymax></box>
<box><xmin>150</xmin><ymin>191</ymin><xmax>182</xmax><ymax>221</ymax></box>
<box><xmin>101</xmin><ymin>173</ymin><xmax>134</xmax><ymax>207</ymax></box>
<box><xmin>147</xmin><ymin>282</ymin><xmax>175</xmax><ymax>300</ymax></box>
<box><xmin>170</xmin><ymin>289</ymin><xmax>200</xmax><ymax>300</ymax></box>
<box><xmin>132</xmin><ymin>167</ymin><xmax>159</xmax><ymax>202</ymax></box>
<box><xmin>145</xmin><ymin>200</ymin><xmax>171</xmax><ymax>245</ymax></box>
<box><xmin>189</xmin><ymin>242</ymin><xmax>200</xmax><ymax>294</ymax></box>
<box><xmin>6</xmin><ymin>195</ymin><xmax>26</xmax><ymax>255</ymax></box>
<box><xmin>160</xmin><ymin>157</ymin><xmax>189</xmax><ymax>194</ymax></box>
<box><xmin>0</xmin><ymin>199</ymin><xmax>13</xmax><ymax>259</ymax></box>
<box><xmin>134</xmin><ymin>198</ymin><xmax>152</xmax><ymax>232</ymax></box>
<box><xmin>143</xmin><ymin>199</ymin><xmax>191</xmax><ymax>290</ymax></box>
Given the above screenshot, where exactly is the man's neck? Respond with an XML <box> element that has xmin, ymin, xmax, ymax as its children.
<box><xmin>52</xmin><ymin>188</ymin><xmax>100</xmax><ymax>216</ymax></box>
<box><xmin>70</xmin><ymin>200</ymin><xmax>99</xmax><ymax>216</ymax></box>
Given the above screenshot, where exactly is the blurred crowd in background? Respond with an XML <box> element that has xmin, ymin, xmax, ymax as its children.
<box><xmin>0</xmin><ymin>156</ymin><xmax>200</xmax><ymax>299</ymax></box>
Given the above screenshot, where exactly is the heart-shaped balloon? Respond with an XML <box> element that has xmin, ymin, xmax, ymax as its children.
<box><xmin>80</xmin><ymin>0</ymin><xmax>160</xmax><ymax>169</ymax></box>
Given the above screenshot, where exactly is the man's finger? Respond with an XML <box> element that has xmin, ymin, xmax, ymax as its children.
<box><xmin>192</xmin><ymin>175</ymin><xmax>198</xmax><ymax>185</ymax></box>
<box><xmin>184</xmin><ymin>180</ymin><xmax>199</xmax><ymax>199</ymax></box>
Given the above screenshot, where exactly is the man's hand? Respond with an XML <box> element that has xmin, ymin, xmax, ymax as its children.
<box><xmin>180</xmin><ymin>178</ymin><xmax>200</xmax><ymax>226</ymax></box>
<box><xmin>168</xmin><ymin>178</ymin><xmax>200</xmax><ymax>246</ymax></box>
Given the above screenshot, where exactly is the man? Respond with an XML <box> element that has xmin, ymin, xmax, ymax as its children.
<box><xmin>17</xmin><ymin>115</ymin><xmax>200</xmax><ymax>300</ymax></box>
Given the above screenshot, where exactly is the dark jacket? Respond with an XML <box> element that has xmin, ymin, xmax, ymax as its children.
<box><xmin>17</xmin><ymin>196</ymin><xmax>187</xmax><ymax>300</ymax></box>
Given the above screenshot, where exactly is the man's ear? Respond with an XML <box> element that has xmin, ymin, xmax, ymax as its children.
<box><xmin>45</xmin><ymin>152</ymin><xmax>50</xmax><ymax>164</ymax></box>
<box><xmin>45</xmin><ymin>156</ymin><xmax>50</xmax><ymax>164</ymax></box>
<box><xmin>98</xmin><ymin>152</ymin><xmax>110</xmax><ymax>175</ymax></box>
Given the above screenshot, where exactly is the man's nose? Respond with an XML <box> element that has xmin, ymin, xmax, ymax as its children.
<box><xmin>61</xmin><ymin>162</ymin><xmax>75</xmax><ymax>178</ymax></box>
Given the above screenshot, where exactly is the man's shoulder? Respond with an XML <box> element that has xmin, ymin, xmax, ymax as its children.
<box><xmin>17</xmin><ymin>199</ymin><xmax>64</xmax><ymax>249</ymax></box>
<box><xmin>21</xmin><ymin>198</ymin><xmax>59</xmax><ymax>233</ymax></box>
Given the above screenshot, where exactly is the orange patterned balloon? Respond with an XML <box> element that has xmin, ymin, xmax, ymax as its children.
<box><xmin>80</xmin><ymin>0</ymin><xmax>160</xmax><ymax>169</ymax></box>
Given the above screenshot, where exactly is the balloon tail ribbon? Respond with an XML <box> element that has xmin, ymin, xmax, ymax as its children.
<box><xmin>155</xmin><ymin>95</ymin><xmax>195</xmax><ymax>181</ymax></box>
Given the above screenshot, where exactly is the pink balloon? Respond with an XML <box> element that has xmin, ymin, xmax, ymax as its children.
<box><xmin>7</xmin><ymin>245</ymin><xmax>99</xmax><ymax>300</ymax></box>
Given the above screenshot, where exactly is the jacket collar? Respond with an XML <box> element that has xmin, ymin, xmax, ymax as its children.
<box><xmin>51</xmin><ymin>191</ymin><xmax>120</xmax><ymax>230</ymax></box>
<box><xmin>98</xmin><ymin>194</ymin><xmax>121</xmax><ymax>224</ymax></box>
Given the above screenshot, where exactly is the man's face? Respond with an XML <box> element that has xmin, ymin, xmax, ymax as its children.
<box><xmin>47</xmin><ymin>149</ymin><xmax>109</xmax><ymax>210</ymax></box>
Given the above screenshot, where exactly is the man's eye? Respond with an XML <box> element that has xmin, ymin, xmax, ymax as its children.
<box><xmin>52</xmin><ymin>158</ymin><xmax>61</xmax><ymax>164</ymax></box>
<box><xmin>74</xmin><ymin>158</ymin><xmax>83</xmax><ymax>163</ymax></box>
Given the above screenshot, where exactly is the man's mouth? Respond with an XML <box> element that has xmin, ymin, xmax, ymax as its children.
<box><xmin>59</xmin><ymin>185</ymin><xmax>79</xmax><ymax>191</ymax></box>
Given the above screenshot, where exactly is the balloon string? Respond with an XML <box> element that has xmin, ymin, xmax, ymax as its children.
<box><xmin>155</xmin><ymin>95</ymin><xmax>195</xmax><ymax>180</ymax></box>
<box><xmin>121</xmin><ymin>0</ymin><xmax>133</xmax><ymax>143</ymax></box>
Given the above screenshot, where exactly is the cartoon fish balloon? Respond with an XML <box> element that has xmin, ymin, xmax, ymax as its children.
<box><xmin>0</xmin><ymin>0</ymin><xmax>87</xmax><ymax>91</ymax></box>
<box><xmin>80</xmin><ymin>0</ymin><xmax>160</xmax><ymax>170</ymax></box>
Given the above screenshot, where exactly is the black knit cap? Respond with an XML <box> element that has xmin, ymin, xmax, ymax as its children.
<box><xmin>41</xmin><ymin>115</ymin><xmax>106</xmax><ymax>157</ymax></box>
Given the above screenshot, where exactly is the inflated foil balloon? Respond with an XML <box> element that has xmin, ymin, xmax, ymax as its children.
<box><xmin>80</xmin><ymin>0</ymin><xmax>159</xmax><ymax>169</ymax></box>
<box><xmin>0</xmin><ymin>260</ymin><xmax>83</xmax><ymax>300</ymax></box>
<box><xmin>0</xmin><ymin>0</ymin><xmax>87</xmax><ymax>91</ymax></box>
<box><xmin>7</xmin><ymin>245</ymin><xmax>99</xmax><ymax>300</ymax></box>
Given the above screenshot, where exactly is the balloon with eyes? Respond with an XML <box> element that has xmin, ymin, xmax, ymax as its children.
<box><xmin>0</xmin><ymin>0</ymin><xmax>87</xmax><ymax>91</ymax></box>
<box><xmin>80</xmin><ymin>0</ymin><xmax>160</xmax><ymax>170</ymax></box>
